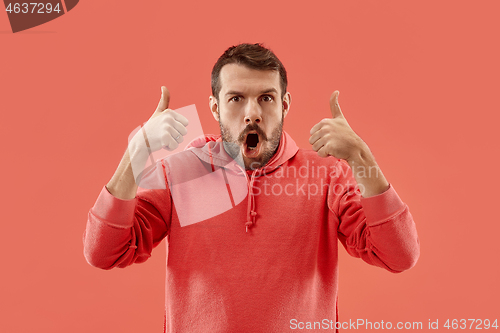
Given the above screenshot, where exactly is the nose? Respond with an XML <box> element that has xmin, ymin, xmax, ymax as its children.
<box><xmin>244</xmin><ymin>99</ymin><xmax>262</xmax><ymax>124</ymax></box>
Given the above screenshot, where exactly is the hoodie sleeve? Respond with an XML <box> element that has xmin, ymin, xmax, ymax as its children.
<box><xmin>83</xmin><ymin>161</ymin><xmax>172</xmax><ymax>270</ymax></box>
<box><xmin>330</xmin><ymin>160</ymin><xmax>420</xmax><ymax>273</ymax></box>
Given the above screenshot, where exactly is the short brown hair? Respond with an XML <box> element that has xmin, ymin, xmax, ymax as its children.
<box><xmin>211</xmin><ymin>43</ymin><xmax>288</xmax><ymax>100</ymax></box>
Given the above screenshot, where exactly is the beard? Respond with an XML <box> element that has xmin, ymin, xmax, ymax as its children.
<box><xmin>219</xmin><ymin>114</ymin><xmax>284</xmax><ymax>170</ymax></box>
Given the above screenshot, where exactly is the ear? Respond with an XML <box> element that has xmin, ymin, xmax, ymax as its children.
<box><xmin>282</xmin><ymin>91</ymin><xmax>291</xmax><ymax>118</ymax></box>
<box><xmin>209</xmin><ymin>95</ymin><xmax>219</xmax><ymax>121</ymax></box>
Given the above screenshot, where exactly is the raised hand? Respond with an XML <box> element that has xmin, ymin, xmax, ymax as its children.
<box><xmin>135</xmin><ymin>86</ymin><xmax>189</xmax><ymax>152</ymax></box>
<box><xmin>309</xmin><ymin>91</ymin><xmax>365</xmax><ymax>162</ymax></box>
<box><xmin>108</xmin><ymin>87</ymin><xmax>190</xmax><ymax>199</ymax></box>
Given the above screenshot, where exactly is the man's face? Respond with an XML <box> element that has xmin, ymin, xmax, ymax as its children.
<box><xmin>209</xmin><ymin>63</ymin><xmax>291</xmax><ymax>170</ymax></box>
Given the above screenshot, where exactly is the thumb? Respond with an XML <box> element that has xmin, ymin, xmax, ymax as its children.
<box><xmin>329</xmin><ymin>90</ymin><xmax>344</xmax><ymax>119</ymax></box>
<box><xmin>156</xmin><ymin>86</ymin><xmax>170</xmax><ymax>112</ymax></box>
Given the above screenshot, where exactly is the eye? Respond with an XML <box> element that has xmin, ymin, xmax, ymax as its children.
<box><xmin>229</xmin><ymin>96</ymin><xmax>241</xmax><ymax>102</ymax></box>
<box><xmin>261</xmin><ymin>95</ymin><xmax>274</xmax><ymax>102</ymax></box>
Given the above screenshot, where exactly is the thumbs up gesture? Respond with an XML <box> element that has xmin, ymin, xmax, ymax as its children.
<box><xmin>151</xmin><ymin>86</ymin><xmax>172</xmax><ymax>118</ymax></box>
<box><xmin>134</xmin><ymin>86</ymin><xmax>189</xmax><ymax>152</ymax></box>
<box><xmin>309</xmin><ymin>91</ymin><xmax>365</xmax><ymax>162</ymax></box>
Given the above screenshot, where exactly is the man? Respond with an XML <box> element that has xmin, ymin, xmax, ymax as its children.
<box><xmin>84</xmin><ymin>43</ymin><xmax>419</xmax><ymax>332</ymax></box>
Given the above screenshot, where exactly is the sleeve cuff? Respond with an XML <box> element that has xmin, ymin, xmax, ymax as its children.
<box><xmin>359</xmin><ymin>184</ymin><xmax>406</xmax><ymax>226</ymax></box>
<box><xmin>90</xmin><ymin>186</ymin><xmax>137</xmax><ymax>228</ymax></box>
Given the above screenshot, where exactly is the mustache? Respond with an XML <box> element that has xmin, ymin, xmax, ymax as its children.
<box><xmin>237</xmin><ymin>123</ymin><xmax>268</xmax><ymax>143</ymax></box>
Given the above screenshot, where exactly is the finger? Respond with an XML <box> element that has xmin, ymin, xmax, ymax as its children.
<box><xmin>166</xmin><ymin>124</ymin><xmax>183</xmax><ymax>143</ymax></box>
<box><xmin>309</xmin><ymin>119</ymin><xmax>328</xmax><ymax>135</ymax></box>
<box><xmin>309</xmin><ymin>127</ymin><xmax>326</xmax><ymax>145</ymax></box>
<box><xmin>162</xmin><ymin>129</ymin><xmax>182</xmax><ymax>151</ymax></box>
<box><xmin>316</xmin><ymin>146</ymin><xmax>329</xmax><ymax>158</ymax></box>
<box><xmin>311</xmin><ymin>136</ymin><xmax>327</xmax><ymax>152</ymax></box>
<box><xmin>309</xmin><ymin>117</ymin><xmax>333</xmax><ymax>136</ymax></box>
<box><xmin>165</xmin><ymin>138</ymin><xmax>179</xmax><ymax>151</ymax></box>
<box><xmin>329</xmin><ymin>91</ymin><xmax>344</xmax><ymax>119</ymax></box>
<box><xmin>156</xmin><ymin>86</ymin><xmax>170</xmax><ymax>112</ymax></box>
<box><xmin>171</xmin><ymin>119</ymin><xmax>188</xmax><ymax>136</ymax></box>
<box><xmin>170</xmin><ymin>111</ymin><xmax>189</xmax><ymax>127</ymax></box>
<box><xmin>310</xmin><ymin>122</ymin><xmax>321</xmax><ymax>136</ymax></box>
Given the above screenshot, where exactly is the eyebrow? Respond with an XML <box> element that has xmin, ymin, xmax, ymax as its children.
<box><xmin>225</xmin><ymin>88</ymin><xmax>279</xmax><ymax>96</ymax></box>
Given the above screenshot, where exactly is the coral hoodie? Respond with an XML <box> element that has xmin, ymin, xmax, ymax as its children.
<box><xmin>83</xmin><ymin>131</ymin><xmax>420</xmax><ymax>333</ymax></box>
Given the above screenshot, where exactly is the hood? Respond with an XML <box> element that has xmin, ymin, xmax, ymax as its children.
<box><xmin>185</xmin><ymin>130</ymin><xmax>299</xmax><ymax>175</ymax></box>
<box><xmin>184</xmin><ymin>131</ymin><xmax>299</xmax><ymax>232</ymax></box>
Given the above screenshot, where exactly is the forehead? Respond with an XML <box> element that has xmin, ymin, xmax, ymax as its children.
<box><xmin>219</xmin><ymin>63</ymin><xmax>281</xmax><ymax>95</ymax></box>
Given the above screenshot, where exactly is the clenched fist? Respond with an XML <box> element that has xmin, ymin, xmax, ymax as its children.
<box><xmin>309</xmin><ymin>91</ymin><xmax>365</xmax><ymax>162</ymax></box>
<box><xmin>131</xmin><ymin>86</ymin><xmax>189</xmax><ymax>152</ymax></box>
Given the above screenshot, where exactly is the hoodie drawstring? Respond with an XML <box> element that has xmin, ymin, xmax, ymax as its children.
<box><xmin>207</xmin><ymin>142</ymin><xmax>215</xmax><ymax>172</ymax></box>
<box><xmin>244</xmin><ymin>169</ymin><xmax>259</xmax><ymax>232</ymax></box>
<box><xmin>186</xmin><ymin>132</ymin><xmax>296</xmax><ymax>234</ymax></box>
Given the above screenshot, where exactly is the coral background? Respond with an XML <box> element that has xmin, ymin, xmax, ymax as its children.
<box><xmin>1</xmin><ymin>1</ymin><xmax>499</xmax><ymax>332</ymax></box>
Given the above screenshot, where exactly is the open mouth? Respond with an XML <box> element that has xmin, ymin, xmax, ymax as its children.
<box><xmin>243</xmin><ymin>132</ymin><xmax>261</xmax><ymax>157</ymax></box>
<box><xmin>246</xmin><ymin>133</ymin><xmax>259</xmax><ymax>150</ymax></box>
